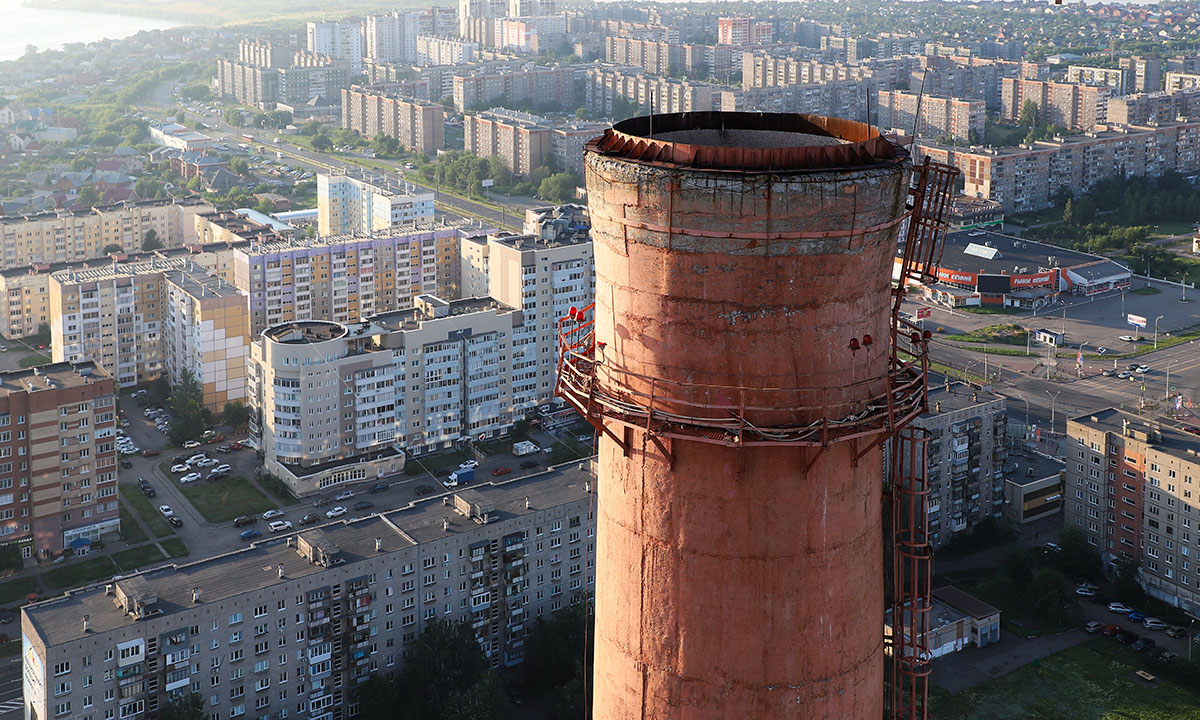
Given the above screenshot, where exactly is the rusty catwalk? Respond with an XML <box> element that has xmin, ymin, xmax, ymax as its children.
<box><xmin>576</xmin><ymin>112</ymin><xmax>915</xmax><ymax>719</ymax></box>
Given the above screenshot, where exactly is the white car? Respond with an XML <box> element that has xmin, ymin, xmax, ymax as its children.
<box><xmin>1108</xmin><ymin>602</ymin><xmax>1134</xmax><ymax>614</ymax></box>
<box><xmin>1135</xmin><ymin>365</ymin><xmax>1150</xmax><ymax>374</ymax></box>
<box><xmin>182</xmin><ymin>440</ymin><xmax>200</xmax><ymax>449</ymax></box>
<box><xmin>186</xmin><ymin>454</ymin><xmax>207</xmax><ymax>465</ymax></box>
<box><xmin>158</xmin><ymin>505</ymin><xmax>175</xmax><ymax>517</ymax></box>
<box><xmin>262</xmin><ymin>509</ymin><xmax>284</xmax><ymax>520</ymax></box>
<box><xmin>196</xmin><ymin>458</ymin><xmax>219</xmax><ymax>468</ymax></box>
<box><xmin>268</xmin><ymin>520</ymin><xmax>293</xmax><ymax>533</ymax></box>
<box><xmin>1144</xmin><ymin>617</ymin><xmax>1168</xmax><ymax>631</ymax></box>
<box><xmin>459</xmin><ymin>460</ymin><xmax>479</xmax><ymax>470</ymax></box>
<box><xmin>212</xmin><ymin>464</ymin><xmax>231</xmax><ymax>474</ymax></box>
<box><xmin>335</xmin><ymin>490</ymin><xmax>356</xmax><ymax>501</ymax></box>
<box><xmin>180</xmin><ymin>472</ymin><xmax>201</xmax><ymax>484</ymax></box>
<box><xmin>170</xmin><ymin>464</ymin><xmax>189</xmax><ymax>473</ymax></box>
<box><xmin>326</xmin><ymin>506</ymin><xmax>347</xmax><ymax>518</ymax></box>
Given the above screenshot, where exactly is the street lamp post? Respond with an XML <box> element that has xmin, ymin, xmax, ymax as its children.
<box><xmin>1166</xmin><ymin>360</ymin><xmax>1176</xmax><ymax>403</ymax></box>
<box><xmin>1154</xmin><ymin>314</ymin><xmax>1165</xmax><ymax>349</ymax></box>
<box><xmin>1016</xmin><ymin>394</ymin><xmax>1031</xmax><ymax>437</ymax></box>
<box><xmin>1045</xmin><ymin>390</ymin><xmax>1061</xmax><ymax>434</ymax></box>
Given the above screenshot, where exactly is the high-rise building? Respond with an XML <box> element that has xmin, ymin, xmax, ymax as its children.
<box><xmin>341</xmin><ymin>86</ymin><xmax>445</xmax><ymax>155</ymax></box>
<box><xmin>163</xmin><ymin>267</ymin><xmax>250</xmax><ymax>413</ymax></box>
<box><xmin>0</xmin><ymin>361</ymin><xmax>118</xmax><ymax>559</ymax></box>
<box><xmin>1107</xmin><ymin>88</ymin><xmax>1200</xmax><ymax>126</ymax></box>
<box><xmin>463</xmin><ymin>109</ymin><xmax>605</xmax><ymax>177</ymax></box>
<box><xmin>1065</xmin><ymin>410</ymin><xmax>1200</xmax><ymax>614</ymax></box>
<box><xmin>21</xmin><ymin>468</ymin><xmax>595</xmax><ymax>720</ymax></box>
<box><xmin>365</xmin><ymin>12</ymin><xmax>420</xmax><ymax>63</ymax></box>
<box><xmin>876</xmin><ymin>90</ymin><xmax>985</xmax><ymax>142</ymax></box>
<box><xmin>717</xmin><ymin>16</ymin><xmax>771</xmax><ymax>46</ymax></box>
<box><xmin>317</xmin><ymin>173</ymin><xmax>435</xmax><ymax>237</ymax></box>
<box><xmin>1119</xmin><ymin>55</ymin><xmax>1163</xmax><ymax>93</ymax></box>
<box><xmin>451</xmin><ymin>66</ymin><xmax>576</xmax><ymax>112</ymax></box>
<box><xmin>1000</xmin><ymin>78</ymin><xmax>1110</xmax><ymax>131</ymax></box>
<box><xmin>307</xmin><ymin>20</ymin><xmax>364</xmax><ymax>72</ymax></box>
<box><xmin>415</xmin><ymin>35</ymin><xmax>479</xmax><ymax>67</ymax></box>
<box><xmin>1067</xmin><ymin>65</ymin><xmax>1132</xmax><ymax>96</ymax></box>
<box><xmin>0</xmin><ymin>198</ymin><xmax>212</xmax><ymax>272</ymax></box>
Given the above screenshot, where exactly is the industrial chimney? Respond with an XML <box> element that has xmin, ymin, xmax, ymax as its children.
<box><xmin>566</xmin><ymin>111</ymin><xmax>949</xmax><ymax>720</ymax></box>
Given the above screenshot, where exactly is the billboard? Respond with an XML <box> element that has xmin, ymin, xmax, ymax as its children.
<box><xmin>1010</xmin><ymin>271</ymin><xmax>1056</xmax><ymax>288</ymax></box>
<box><xmin>1127</xmin><ymin>313</ymin><xmax>1148</xmax><ymax>328</ymax></box>
<box><xmin>934</xmin><ymin>267</ymin><xmax>978</xmax><ymax>285</ymax></box>
<box><xmin>916</xmin><ymin>307</ymin><xmax>932</xmax><ymax>320</ymax></box>
<box><xmin>976</xmin><ymin>274</ymin><xmax>1011</xmax><ymax>294</ymax></box>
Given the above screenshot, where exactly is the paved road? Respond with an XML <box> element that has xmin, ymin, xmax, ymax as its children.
<box><xmin>0</xmin><ymin>655</ymin><xmax>22</xmax><ymax>718</ymax></box>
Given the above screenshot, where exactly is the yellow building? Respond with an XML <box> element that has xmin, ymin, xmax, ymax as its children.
<box><xmin>164</xmin><ymin>267</ymin><xmax>250</xmax><ymax>412</ymax></box>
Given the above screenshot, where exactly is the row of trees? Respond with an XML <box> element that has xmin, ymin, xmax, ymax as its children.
<box><xmin>416</xmin><ymin>150</ymin><xmax>580</xmax><ymax>203</ymax></box>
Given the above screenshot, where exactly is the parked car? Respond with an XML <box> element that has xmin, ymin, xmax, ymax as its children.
<box><xmin>141</xmin><ymin>449</ymin><xmax>159</xmax><ymax>457</ymax></box>
<box><xmin>120</xmin><ymin>459</ymin><xmax>133</xmax><ymax>469</ymax></box>
<box><xmin>1044</xmin><ymin>542</ymin><xmax>1062</xmax><ymax>553</ymax></box>
<box><xmin>1102</xmin><ymin>624</ymin><xmax>1119</xmax><ymax>637</ymax></box>
<box><xmin>1084</xmin><ymin>621</ymin><xmax>1104</xmax><ymax>633</ymax></box>
<box><xmin>207</xmin><ymin>470</ymin><xmax>229</xmax><ymax>481</ymax></box>
<box><xmin>313</xmin><ymin>497</ymin><xmax>332</xmax><ymax>507</ymax></box>
<box><xmin>335</xmin><ymin>490</ymin><xmax>356</xmax><ymax>501</ymax></box>
<box><xmin>159</xmin><ymin>505</ymin><xmax>175</xmax><ymax>517</ymax></box>
<box><xmin>1132</xmin><ymin>637</ymin><xmax>1156</xmax><ymax>652</ymax></box>
<box><xmin>1107</xmin><ymin>602</ymin><xmax>1134</xmax><ymax>614</ymax></box>
<box><xmin>1119</xmin><ymin>335</ymin><xmax>1138</xmax><ymax>342</ymax></box>
<box><xmin>369</xmin><ymin>482</ymin><xmax>389</xmax><ymax>494</ymax></box>
<box><xmin>1074</xmin><ymin>586</ymin><xmax>1097</xmax><ymax>596</ymax></box>
<box><xmin>186</xmin><ymin>454</ymin><xmax>207</xmax><ymax>465</ymax></box>
<box><xmin>268</xmin><ymin>520</ymin><xmax>293</xmax><ymax>533</ymax></box>
<box><xmin>300</xmin><ymin>513</ymin><xmax>321</xmax><ymax>525</ymax></box>
<box><xmin>352</xmin><ymin>500</ymin><xmax>374</xmax><ymax>511</ymax></box>
<box><xmin>168</xmin><ymin>516</ymin><xmax>183</xmax><ymax>528</ymax></box>
<box><xmin>262</xmin><ymin>510</ymin><xmax>284</xmax><ymax>520</ymax></box>
<box><xmin>492</xmin><ymin>467</ymin><xmax>512</xmax><ymax>476</ymax></box>
<box><xmin>240</xmin><ymin>530</ymin><xmax>262</xmax><ymax>541</ymax></box>
<box><xmin>1144</xmin><ymin>618</ymin><xmax>1168</xmax><ymax>631</ymax></box>
<box><xmin>1114</xmin><ymin>630</ymin><xmax>1138</xmax><ymax>644</ymax></box>
<box><xmin>1159</xmin><ymin>651</ymin><xmax>1178</xmax><ymax>662</ymax></box>
<box><xmin>459</xmin><ymin>460</ymin><xmax>479</xmax><ymax>470</ymax></box>
<box><xmin>171</xmin><ymin>464</ymin><xmax>189</xmax><ymax>473</ymax></box>
<box><xmin>0</xmin><ymin>611</ymin><xmax>13</xmax><ymax>624</ymax></box>
<box><xmin>173</xmin><ymin>455</ymin><xmax>189</xmax><ymax>464</ymax></box>
<box><xmin>1166</xmin><ymin>626</ymin><xmax>1187</xmax><ymax>638</ymax></box>
<box><xmin>1129</xmin><ymin>611</ymin><xmax>1146</xmax><ymax>622</ymax></box>
<box><xmin>196</xmin><ymin>458</ymin><xmax>218</xmax><ymax>468</ymax></box>
<box><xmin>233</xmin><ymin>516</ymin><xmax>258</xmax><ymax>527</ymax></box>
<box><xmin>211</xmin><ymin>464</ymin><xmax>231</xmax><ymax>474</ymax></box>
<box><xmin>180</xmin><ymin>473</ymin><xmax>201</xmax><ymax>484</ymax></box>
<box><xmin>182</xmin><ymin>440</ymin><xmax>200</xmax><ymax>449</ymax></box>
<box><xmin>326</xmin><ymin>507</ymin><xmax>347</xmax><ymax>518</ymax></box>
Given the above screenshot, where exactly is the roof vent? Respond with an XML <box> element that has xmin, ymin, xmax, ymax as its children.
<box><xmin>191</xmin><ymin>587</ymin><xmax>199</xmax><ymax>603</ymax></box>
<box><xmin>83</xmin><ymin>615</ymin><xmax>90</xmax><ymax>632</ymax></box>
<box><xmin>442</xmin><ymin>517</ymin><xmax>450</xmax><ymax>531</ymax></box>
<box><xmin>525</xmin><ymin>496</ymin><xmax>531</xmax><ymax>509</ymax></box>
<box><xmin>375</xmin><ymin>537</ymin><xmax>382</xmax><ymax>552</ymax></box>
<box><xmin>277</xmin><ymin>564</ymin><xmax>284</xmax><ymax>579</ymax></box>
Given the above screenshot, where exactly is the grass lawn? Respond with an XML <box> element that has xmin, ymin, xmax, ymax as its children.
<box><xmin>952</xmin><ymin>323</ymin><xmax>1029</xmax><ymax>346</ymax></box>
<box><xmin>118</xmin><ymin>506</ymin><xmax>148</xmax><ymax>545</ymax></box>
<box><xmin>931</xmin><ymin>638</ymin><xmax>1200</xmax><ymax>720</ymax></box>
<box><xmin>176</xmin><ymin>475</ymin><xmax>274</xmax><ymax>524</ymax></box>
<box><xmin>1132</xmin><ymin>286</ymin><xmax>1162</xmax><ymax>296</ymax></box>
<box><xmin>42</xmin><ymin>556</ymin><xmax>117</xmax><ymax>590</ymax></box>
<box><xmin>1147</xmin><ymin>221</ymin><xmax>1196</xmax><ymax>238</ymax></box>
<box><xmin>161</xmin><ymin>538</ymin><xmax>189</xmax><ymax>558</ymax></box>
<box><xmin>18</xmin><ymin>354</ymin><xmax>51</xmax><ymax>368</ymax></box>
<box><xmin>120</xmin><ymin>484</ymin><xmax>175</xmax><ymax>539</ymax></box>
<box><xmin>256</xmin><ymin>474</ymin><xmax>299</xmax><ymax>506</ymax></box>
<box><xmin>111</xmin><ymin>545</ymin><xmax>166</xmax><ymax>572</ymax></box>
<box><xmin>0</xmin><ymin>576</ymin><xmax>39</xmax><ymax>606</ymax></box>
<box><xmin>961</xmin><ymin>306</ymin><xmax>1027</xmax><ymax>315</ymax></box>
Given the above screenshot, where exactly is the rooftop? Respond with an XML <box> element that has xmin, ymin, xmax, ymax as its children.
<box><xmin>923</xmin><ymin>380</ymin><xmax>1005</xmax><ymax>417</ymax></box>
<box><xmin>1004</xmin><ymin>448</ymin><xmax>1065</xmax><ymax>487</ymax></box>
<box><xmin>487</xmin><ymin>231</ymin><xmax>591</xmax><ymax>251</ymax></box>
<box><xmin>932</xmin><ymin>585</ymin><xmax>1000</xmax><ymax>619</ymax></box>
<box><xmin>25</xmin><ymin>465</ymin><xmax>594</xmax><ymax>648</ymax></box>
<box><xmin>0</xmin><ymin>361</ymin><xmax>108</xmax><ymax>397</ymax></box>
<box><xmin>50</xmin><ymin>256</ymin><xmax>186</xmax><ymax>284</ymax></box>
<box><xmin>165</xmin><ymin>266</ymin><xmax>243</xmax><ymax>301</ymax></box>
<box><xmin>262</xmin><ymin>321</ymin><xmax>348</xmax><ymax>344</ymax></box>
<box><xmin>1070</xmin><ymin>408</ymin><xmax>1200</xmax><ymax>459</ymax></box>
<box><xmin>937</xmin><ymin>229</ymin><xmax>1124</xmax><ymax>276</ymax></box>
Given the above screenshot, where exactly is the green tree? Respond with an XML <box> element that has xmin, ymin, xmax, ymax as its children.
<box><xmin>311</xmin><ymin>133</ymin><xmax>332</xmax><ymax>151</ymax></box>
<box><xmin>358</xmin><ymin>674</ymin><xmax>402</xmax><ymax>720</ymax></box>
<box><xmin>371</xmin><ymin>132</ymin><xmax>399</xmax><ymax>157</ymax></box>
<box><xmin>300</xmin><ymin>120</ymin><xmax>322</xmax><ymax>136</ymax></box>
<box><xmin>227</xmin><ymin>156</ymin><xmax>250</xmax><ymax>177</ymax></box>
<box><xmin>102</xmin><ymin>244</ymin><xmax>124</xmax><ymax>254</ymax></box>
<box><xmin>523</xmin><ymin>593</ymin><xmax>593</xmax><ymax>708</ymax></box>
<box><xmin>997</xmin><ymin>549</ymin><xmax>1034</xmax><ymax>587</ymax></box>
<box><xmin>142</xmin><ymin>229</ymin><xmax>163</xmax><ymax>251</ymax></box>
<box><xmin>538</xmin><ymin>172</ymin><xmax>577</xmax><ymax>203</ymax></box>
<box><xmin>122</xmin><ymin>123</ymin><xmax>147</xmax><ymax>146</ymax></box>
<box><xmin>1114</xmin><ymin>555</ymin><xmax>1146</xmax><ymax>604</ymax></box>
<box><xmin>1055</xmin><ymin>527</ymin><xmax>1102</xmax><ymax>579</ymax></box>
<box><xmin>160</xmin><ymin>691</ymin><xmax>205</xmax><ymax>720</ymax></box>
<box><xmin>442</xmin><ymin>674</ymin><xmax>514</xmax><ymax>720</ymax></box>
<box><xmin>1019</xmin><ymin>99</ymin><xmax>1040</xmax><ymax>127</ymax></box>
<box><xmin>1029</xmin><ymin>566</ymin><xmax>1079</xmax><ymax>626</ymax></box>
<box><xmin>222</xmin><ymin>108</ymin><xmax>243</xmax><ymax>127</ymax></box>
<box><xmin>76</xmin><ymin>186</ymin><xmax>100</xmax><ymax>209</ymax></box>
<box><xmin>395</xmin><ymin>618</ymin><xmax>490</xmax><ymax>720</ymax></box>
<box><xmin>168</xmin><ymin>368</ymin><xmax>206</xmax><ymax>446</ymax></box>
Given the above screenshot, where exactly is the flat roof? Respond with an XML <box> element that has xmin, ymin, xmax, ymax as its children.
<box><xmin>165</xmin><ymin>267</ymin><xmax>241</xmax><ymax>300</ymax></box>
<box><xmin>924</xmin><ymin>381</ymin><xmax>1004</xmax><ymax>417</ymax></box>
<box><xmin>933</xmin><ymin>585</ymin><xmax>1000</xmax><ymax>619</ymax></box>
<box><xmin>0</xmin><ymin>361</ymin><xmax>108</xmax><ymax>396</ymax></box>
<box><xmin>1070</xmin><ymin>408</ymin><xmax>1200</xmax><ymax>458</ymax></box>
<box><xmin>1005</xmin><ymin>448</ymin><xmax>1065</xmax><ymax>487</ymax></box>
<box><xmin>938</xmin><ymin>230</ymin><xmax>1103</xmax><ymax>275</ymax></box>
<box><xmin>262</xmin><ymin>321</ymin><xmax>348</xmax><ymax>344</ymax></box>
<box><xmin>25</xmin><ymin>464</ymin><xmax>594</xmax><ymax>648</ymax></box>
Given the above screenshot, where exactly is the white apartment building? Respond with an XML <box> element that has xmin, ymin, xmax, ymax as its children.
<box><xmin>163</xmin><ymin>267</ymin><xmax>251</xmax><ymax>413</ymax></box>
<box><xmin>22</xmin><ymin>468</ymin><xmax>596</xmax><ymax>720</ymax></box>
<box><xmin>317</xmin><ymin>173</ymin><xmax>435</xmax><ymax>237</ymax></box>
<box><xmin>307</xmin><ymin>20</ymin><xmax>364</xmax><ymax>72</ymax></box>
<box><xmin>416</xmin><ymin>35</ymin><xmax>479</xmax><ymax>67</ymax></box>
<box><xmin>365</xmin><ymin>12</ymin><xmax>420</xmax><ymax>64</ymax></box>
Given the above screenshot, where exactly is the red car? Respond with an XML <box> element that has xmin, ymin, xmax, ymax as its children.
<box><xmin>1103</xmin><ymin>624</ymin><xmax>1120</xmax><ymax>637</ymax></box>
<box><xmin>142</xmin><ymin>449</ymin><xmax>160</xmax><ymax>457</ymax></box>
<box><xmin>491</xmin><ymin>467</ymin><xmax>511</xmax><ymax>476</ymax></box>
<box><xmin>229</xmin><ymin>442</ymin><xmax>244</xmax><ymax>451</ymax></box>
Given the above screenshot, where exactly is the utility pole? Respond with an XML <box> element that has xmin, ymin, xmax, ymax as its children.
<box><xmin>1045</xmin><ymin>389</ymin><xmax>1061</xmax><ymax>434</ymax></box>
<box><xmin>1154</xmin><ymin>314</ymin><xmax>1164</xmax><ymax>349</ymax></box>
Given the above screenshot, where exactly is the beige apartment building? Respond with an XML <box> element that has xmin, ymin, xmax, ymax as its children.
<box><xmin>1065</xmin><ymin>410</ymin><xmax>1200</xmax><ymax>615</ymax></box>
<box><xmin>1166</xmin><ymin>71</ymin><xmax>1200</xmax><ymax>92</ymax></box>
<box><xmin>163</xmin><ymin>267</ymin><xmax>250</xmax><ymax>413</ymax></box>
<box><xmin>415</xmin><ymin>35</ymin><xmax>479</xmax><ymax>67</ymax></box>
<box><xmin>49</xmin><ymin>259</ymin><xmax>186</xmax><ymax>388</ymax></box>
<box><xmin>0</xmin><ymin>361</ymin><xmax>118</xmax><ymax>559</ymax></box>
<box><xmin>0</xmin><ymin>198</ymin><xmax>211</xmax><ymax>271</ymax></box>
<box><xmin>451</xmin><ymin>66</ymin><xmax>576</xmax><ymax>112</ymax></box>
<box><xmin>463</xmin><ymin>109</ymin><xmax>603</xmax><ymax>177</ymax></box>
<box><xmin>584</xmin><ymin>65</ymin><xmax>717</xmax><ymax>116</ymax></box>
<box><xmin>1107</xmin><ymin>88</ymin><xmax>1200</xmax><ymax>125</ymax></box>
<box><xmin>604</xmin><ymin>36</ymin><xmax>711</xmax><ymax>78</ymax></box>
<box><xmin>876</xmin><ymin>90</ymin><xmax>984</xmax><ymax>142</ymax></box>
<box><xmin>1120</xmin><ymin>55</ymin><xmax>1163</xmax><ymax>93</ymax></box>
<box><xmin>341</xmin><ymin>86</ymin><xmax>445</xmax><ymax>155</ymax></box>
<box><xmin>918</xmin><ymin>119</ymin><xmax>1200</xmax><ymax>213</ymax></box>
<box><xmin>999</xmin><ymin>78</ymin><xmax>1110</xmax><ymax>130</ymax></box>
<box><xmin>22</xmin><ymin>468</ymin><xmax>595</xmax><ymax>720</ymax></box>
<box><xmin>316</xmin><ymin>173</ymin><xmax>435</xmax><ymax>237</ymax></box>
<box><xmin>1067</xmin><ymin>65</ymin><xmax>1131</xmax><ymax>96</ymax></box>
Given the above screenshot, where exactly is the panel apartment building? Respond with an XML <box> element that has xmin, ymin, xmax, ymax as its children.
<box><xmin>341</xmin><ymin>86</ymin><xmax>444</xmax><ymax>155</ymax></box>
<box><xmin>1067</xmin><ymin>65</ymin><xmax>1131</xmax><ymax>96</ymax></box>
<box><xmin>415</xmin><ymin>35</ymin><xmax>479</xmax><ymax>67</ymax></box>
<box><xmin>717</xmin><ymin>81</ymin><xmax>866</xmax><ymax>120</ymax></box>
<box><xmin>0</xmin><ymin>198</ymin><xmax>211</xmax><ymax>272</ymax></box>
<box><xmin>451</xmin><ymin>65</ymin><xmax>576</xmax><ymax>113</ymax></box>
<box><xmin>875</xmin><ymin>90</ymin><xmax>985</xmax><ymax>143</ymax></box>
<box><xmin>307</xmin><ymin>20</ymin><xmax>364</xmax><ymax>73</ymax></box>
<box><xmin>0</xmin><ymin>362</ymin><xmax>118</xmax><ymax>560</ymax></box>
<box><xmin>917</xmin><ymin>119</ymin><xmax>1200</xmax><ymax>213</ymax></box>
<box><xmin>163</xmin><ymin>267</ymin><xmax>250</xmax><ymax>413</ymax></box>
<box><xmin>999</xmin><ymin>78</ymin><xmax>1110</xmax><ymax>131</ymax></box>
<box><xmin>230</xmin><ymin>226</ymin><xmax>468</xmax><ymax>336</ymax></box>
<box><xmin>316</xmin><ymin>174</ymin><xmax>435</xmax><ymax>237</ymax></box>
<box><xmin>22</xmin><ymin>468</ymin><xmax>596</xmax><ymax>720</ymax></box>
<box><xmin>1065</xmin><ymin>410</ymin><xmax>1200</xmax><ymax>615</ymax></box>
<box><xmin>463</xmin><ymin>109</ymin><xmax>605</xmax><ymax>177</ymax></box>
<box><xmin>584</xmin><ymin>65</ymin><xmax>717</xmax><ymax>116</ymax></box>
<box><xmin>1107</xmin><ymin>88</ymin><xmax>1200</xmax><ymax>125</ymax></box>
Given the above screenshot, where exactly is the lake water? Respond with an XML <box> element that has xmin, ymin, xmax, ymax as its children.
<box><xmin>0</xmin><ymin>0</ymin><xmax>177</xmax><ymax>63</ymax></box>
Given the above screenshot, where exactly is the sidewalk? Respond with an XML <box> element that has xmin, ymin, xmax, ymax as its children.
<box><xmin>932</xmin><ymin>627</ymin><xmax>1087</xmax><ymax>694</ymax></box>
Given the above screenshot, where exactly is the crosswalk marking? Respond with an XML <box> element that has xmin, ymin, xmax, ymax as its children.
<box><xmin>0</xmin><ymin>699</ymin><xmax>23</xmax><ymax>714</ymax></box>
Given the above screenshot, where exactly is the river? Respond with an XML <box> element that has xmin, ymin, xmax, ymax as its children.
<box><xmin>0</xmin><ymin>0</ymin><xmax>177</xmax><ymax>63</ymax></box>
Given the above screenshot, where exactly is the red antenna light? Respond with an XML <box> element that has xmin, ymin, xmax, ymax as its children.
<box><xmin>848</xmin><ymin>338</ymin><xmax>860</xmax><ymax>351</ymax></box>
<box><xmin>922</xmin><ymin>330</ymin><xmax>932</xmax><ymax>340</ymax></box>
<box><xmin>862</xmin><ymin>334</ymin><xmax>873</xmax><ymax>346</ymax></box>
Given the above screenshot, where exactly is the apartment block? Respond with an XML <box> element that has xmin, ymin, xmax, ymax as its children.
<box><xmin>914</xmin><ymin>383</ymin><xmax>1008</xmax><ymax>549</ymax></box>
<box><xmin>215</xmin><ymin>60</ymin><xmax>279</xmax><ymax>107</ymax></box>
<box><xmin>820</xmin><ymin>35</ymin><xmax>872</xmax><ymax>63</ymax></box>
<box><xmin>216</xmin><ymin>58</ymin><xmax>349</xmax><ymax>108</ymax></box>
<box><xmin>917</xmin><ymin>119</ymin><xmax>1200</xmax><ymax>213</ymax></box>
<box><xmin>496</xmin><ymin>16</ymin><xmax>568</xmax><ymax>52</ymax></box>
<box><xmin>451</xmin><ymin>66</ymin><xmax>576</xmax><ymax>112</ymax></box>
<box><xmin>1067</xmin><ymin>65</ymin><xmax>1131</xmax><ymax>96</ymax></box>
<box><xmin>1107</xmin><ymin>88</ymin><xmax>1200</xmax><ymax>125</ymax></box>
<box><xmin>1166</xmin><ymin>71</ymin><xmax>1200</xmax><ymax>92</ymax></box>
<box><xmin>230</xmin><ymin>227</ymin><xmax>468</xmax><ymax>335</ymax></box>
<box><xmin>307</xmin><ymin>20</ymin><xmax>364</xmax><ymax>73</ymax></box>
<box><xmin>163</xmin><ymin>268</ymin><xmax>250</xmax><ymax>413</ymax></box>
<box><xmin>876</xmin><ymin>90</ymin><xmax>985</xmax><ymax>143</ymax></box>
<box><xmin>604</xmin><ymin>36</ymin><xmax>711</xmax><ymax>78</ymax></box>
<box><xmin>0</xmin><ymin>198</ymin><xmax>211</xmax><ymax>271</ymax></box>
<box><xmin>238</xmin><ymin>38</ymin><xmax>287</xmax><ymax>69</ymax></box>
<box><xmin>365</xmin><ymin>12</ymin><xmax>420</xmax><ymax>63</ymax></box>
<box><xmin>317</xmin><ymin>173</ymin><xmax>435</xmax><ymax>237</ymax></box>
<box><xmin>717</xmin><ymin>17</ymin><xmax>771</xmax><ymax>46</ymax></box>
<box><xmin>22</xmin><ymin>468</ymin><xmax>595</xmax><ymax>720</ymax></box>
<box><xmin>415</xmin><ymin>35</ymin><xmax>478</xmax><ymax>67</ymax></box>
<box><xmin>464</xmin><ymin>109</ymin><xmax>604</xmax><ymax>177</ymax></box>
<box><xmin>1000</xmin><ymin>78</ymin><xmax>1110</xmax><ymax>131</ymax></box>
<box><xmin>341</xmin><ymin>86</ymin><xmax>444</xmax><ymax>155</ymax></box>
<box><xmin>419</xmin><ymin>5</ymin><xmax>459</xmax><ymax>37</ymax></box>
<box><xmin>718</xmin><ymin>80</ymin><xmax>866</xmax><ymax>120</ymax></box>
<box><xmin>915</xmin><ymin>55</ymin><xmax>1050</xmax><ymax>109</ymax></box>
<box><xmin>584</xmin><ymin>65</ymin><xmax>717</xmax><ymax>116</ymax></box>
<box><xmin>1065</xmin><ymin>410</ymin><xmax>1200</xmax><ymax>614</ymax></box>
<box><xmin>50</xmin><ymin>259</ymin><xmax>186</xmax><ymax>387</ymax></box>
<box><xmin>0</xmin><ymin>362</ymin><xmax>117</xmax><ymax>560</ymax></box>
<box><xmin>742</xmin><ymin>52</ymin><xmax>904</xmax><ymax>91</ymax></box>
<box><xmin>1119</xmin><ymin>55</ymin><xmax>1163</xmax><ymax>93</ymax></box>
<box><xmin>277</xmin><ymin>64</ymin><xmax>351</xmax><ymax>106</ymax></box>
